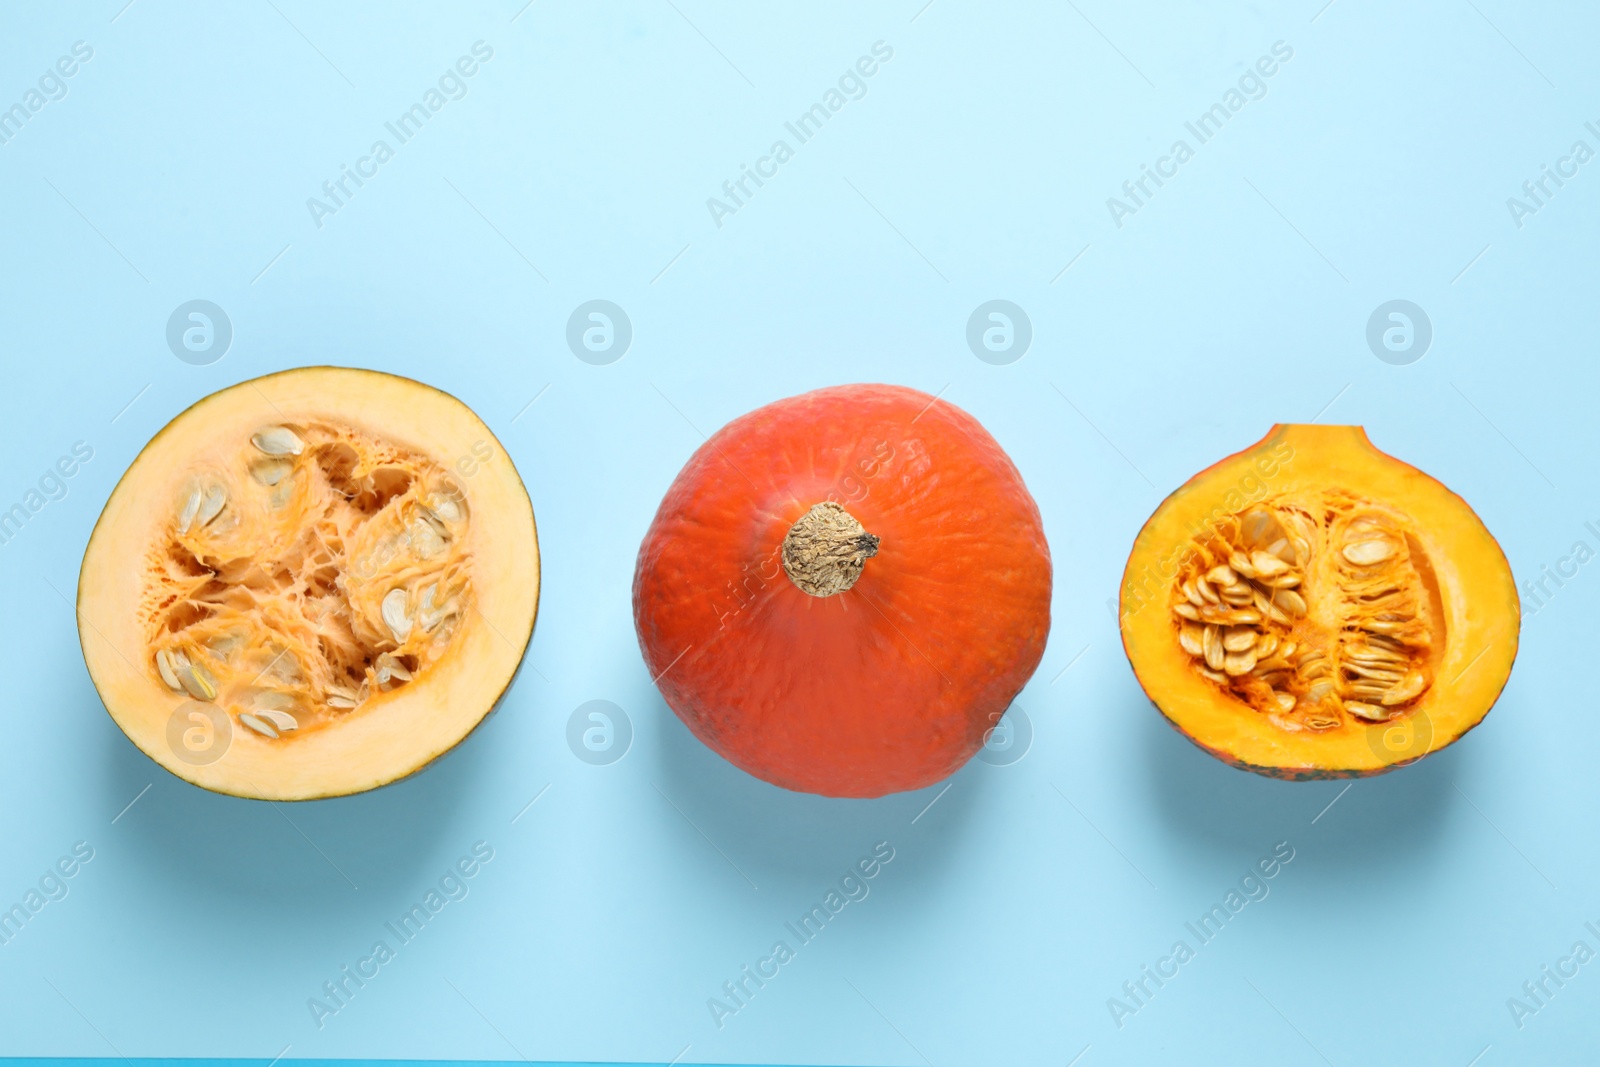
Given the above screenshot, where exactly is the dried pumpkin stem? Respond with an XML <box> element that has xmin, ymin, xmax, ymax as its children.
<box><xmin>781</xmin><ymin>502</ymin><xmax>880</xmax><ymax>597</ymax></box>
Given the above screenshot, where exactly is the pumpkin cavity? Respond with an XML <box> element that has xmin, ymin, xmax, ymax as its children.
<box><xmin>1170</xmin><ymin>492</ymin><xmax>1442</xmax><ymax>734</ymax></box>
<box><xmin>142</xmin><ymin>422</ymin><xmax>473</xmax><ymax>739</ymax></box>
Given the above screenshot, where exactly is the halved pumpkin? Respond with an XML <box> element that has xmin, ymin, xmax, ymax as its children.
<box><xmin>1120</xmin><ymin>424</ymin><xmax>1517</xmax><ymax>779</ymax></box>
<box><xmin>78</xmin><ymin>367</ymin><xmax>539</xmax><ymax>800</ymax></box>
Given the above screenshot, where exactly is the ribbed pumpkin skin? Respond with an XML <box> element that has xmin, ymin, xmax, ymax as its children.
<box><xmin>633</xmin><ymin>384</ymin><xmax>1052</xmax><ymax>798</ymax></box>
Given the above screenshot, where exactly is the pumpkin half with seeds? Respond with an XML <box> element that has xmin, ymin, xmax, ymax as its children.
<box><xmin>1120</xmin><ymin>424</ymin><xmax>1517</xmax><ymax>779</ymax></box>
<box><xmin>77</xmin><ymin>367</ymin><xmax>539</xmax><ymax>800</ymax></box>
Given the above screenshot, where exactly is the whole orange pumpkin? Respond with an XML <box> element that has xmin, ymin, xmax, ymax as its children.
<box><xmin>632</xmin><ymin>384</ymin><xmax>1052</xmax><ymax>797</ymax></box>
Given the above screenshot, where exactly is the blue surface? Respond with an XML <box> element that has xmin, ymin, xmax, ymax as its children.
<box><xmin>1</xmin><ymin>1</ymin><xmax>1597</xmax><ymax>1064</ymax></box>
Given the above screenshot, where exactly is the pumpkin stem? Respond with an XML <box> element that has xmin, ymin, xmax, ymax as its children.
<box><xmin>781</xmin><ymin>502</ymin><xmax>880</xmax><ymax>597</ymax></box>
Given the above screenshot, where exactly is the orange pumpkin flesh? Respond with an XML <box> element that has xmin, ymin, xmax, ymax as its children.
<box><xmin>633</xmin><ymin>384</ymin><xmax>1052</xmax><ymax>798</ymax></box>
<box><xmin>1121</xmin><ymin>424</ymin><xmax>1518</xmax><ymax>779</ymax></box>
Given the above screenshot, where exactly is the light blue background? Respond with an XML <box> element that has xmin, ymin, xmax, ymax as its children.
<box><xmin>1</xmin><ymin>1</ymin><xmax>1596</xmax><ymax>1064</ymax></box>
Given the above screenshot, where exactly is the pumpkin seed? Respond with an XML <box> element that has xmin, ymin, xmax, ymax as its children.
<box><xmin>1272</xmin><ymin>589</ymin><xmax>1307</xmax><ymax>617</ymax></box>
<box><xmin>428</xmin><ymin>494</ymin><xmax>463</xmax><ymax>523</ymax></box>
<box><xmin>255</xmin><ymin>708</ymin><xmax>298</xmax><ymax>731</ymax></box>
<box><xmin>1345</xmin><ymin>645</ymin><xmax>1405</xmax><ymax>666</ymax></box>
<box><xmin>1273</xmin><ymin>692</ymin><xmax>1296</xmax><ymax>713</ymax></box>
<box><xmin>254</xmin><ymin>690</ymin><xmax>295</xmax><ymax>711</ymax></box>
<box><xmin>1345</xmin><ymin>663</ymin><xmax>1405</xmax><ymax>683</ymax></box>
<box><xmin>409</xmin><ymin>516</ymin><xmax>446</xmax><ymax>559</ymax></box>
<box><xmin>238</xmin><ymin>712</ymin><xmax>280</xmax><ymax>738</ymax></box>
<box><xmin>250</xmin><ymin>457</ymin><xmax>294</xmax><ymax>486</ymax></box>
<box><xmin>177</xmin><ymin>487</ymin><xmax>202</xmax><ymax>533</ymax></box>
<box><xmin>175</xmin><ymin>652</ymin><xmax>217</xmax><ymax>701</ymax></box>
<box><xmin>381</xmin><ymin>588</ymin><xmax>412</xmax><ymax>643</ymax></box>
<box><xmin>1178</xmin><ymin>624</ymin><xmax>1203</xmax><ymax>656</ymax></box>
<box><xmin>1222</xmin><ymin>627</ymin><xmax>1255</xmax><ymax>652</ymax></box>
<box><xmin>1200</xmin><ymin>605</ymin><xmax>1262</xmax><ymax>625</ymax></box>
<box><xmin>264</xmin><ymin>650</ymin><xmax>301</xmax><ymax>684</ymax></box>
<box><xmin>1342</xmin><ymin>540</ymin><xmax>1394</xmax><ymax>566</ymax></box>
<box><xmin>375</xmin><ymin>652</ymin><xmax>413</xmax><ymax>686</ymax></box>
<box><xmin>1242</xmin><ymin>509</ymin><xmax>1284</xmax><ymax>547</ymax></box>
<box><xmin>197</xmin><ymin>484</ymin><xmax>227</xmax><ymax>527</ymax></box>
<box><xmin>1249</xmin><ymin>550</ymin><xmax>1289</xmax><ymax>578</ymax></box>
<box><xmin>155</xmin><ymin>649</ymin><xmax>183</xmax><ymax>691</ymax></box>
<box><xmin>208</xmin><ymin>633</ymin><xmax>245</xmax><ymax>660</ymax></box>
<box><xmin>251</xmin><ymin>426</ymin><xmax>304</xmax><ymax>456</ymax></box>
<box><xmin>1381</xmin><ymin>669</ymin><xmax>1429</xmax><ymax>706</ymax></box>
<box><xmin>419</xmin><ymin>508</ymin><xmax>451</xmax><ymax>541</ymax></box>
<box><xmin>1249</xmin><ymin>589</ymin><xmax>1291</xmax><ymax>625</ymax></box>
<box><xmin>417</xmin><ymin>584</ymin><xmax>451</xmax><ymax>632</ymax></box>
<box><xmin>1223</xmin><ymin>650</ymin><xmax>1257</xmax><ymax>676</ymax></box>
<box><xmin>1202</xmin><ymin>625</ymin><xmax>1224</xmax><ymax>671</ymax></box>
<box><xmin>1345</xmin><ymin>700</ymin><xmax>1398</xmax><ymax>722</ymax></box>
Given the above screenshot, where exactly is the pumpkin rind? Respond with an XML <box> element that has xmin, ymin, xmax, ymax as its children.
<box><xmin>1119</xmin><ymin>424</ymin><xmax>1518</xmax><ymax>779</ymax></box>
<box><xmin>633</xmin><ymin>384</ymin><xmax>1052</xmax><ymax>798</ymax></box>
